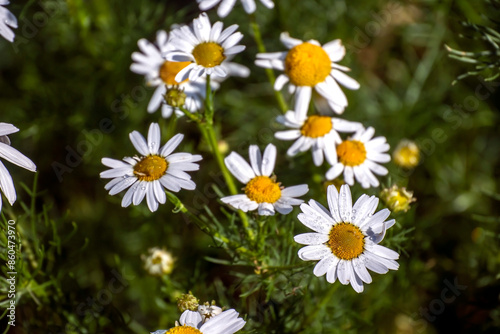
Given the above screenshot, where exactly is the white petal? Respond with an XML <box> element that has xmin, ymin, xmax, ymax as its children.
<box><xmin>331</xmin><ymin>69</ymin><xmax>360</xmax><ymax>90</ymax></box>
<box><xmin>352</xmin><ymin>257</ymin><xmax>372</xmax><ymax>283</ymax></box>
<box><xmin>0</xmin><ymin>143</ymin><xmax>37</xmax><ymax>172</ymax></box>
<box><xmin>160</xmin><ymin>134</ymin><xmax>184</xmax><ymax>157</ymax></box>
<box><xmin>338</xmin><ymin>184</ymin><xmax>352</xmax><ymax>222</ymax></box>
<box><xmin>0</xmin><ymin>123</ymin><xmax>19</xmax><ymax>136</ymax></box>
<box><xmin>148</xmin><ymin>85</ymin><xmax>166</xmax><ymax>113</ymax></box>
<box><xmin>180</xmin><ymin>310</ymin><xmax>203</xmax><ymax>328</ymax></box>
<box><xmin>337</xmin><ymin>260</ymin><xmax>349</xmax><ymax>285</ymax></box>
<box><xmin>347</xmin><ymin>262</ymin><xmax>364</xmax><ymax>293</ymax></box>
<box><xmin>297</xmin><ymin>245</ymin><xmax>331</xmax><ymax>261</ymax></box>
<box><xmin>326</xmin><ymin>185</ymin><xmax>342</xmax><ymax>222</ymax></box>
<box><xmin>121</xmin><ymin>184</ymin><xmax>136</xmax><ymax>207</ymax></box>
<box><xmin>132</xmin><ymin>182</ymin><xmax>147</xmax><ymax>205</ymax></box>
<box><xmin>323</xmin><ymin>39</ymin><xmax>345</xmax><ymax>62</ymax></box>
<box><xmin>0</xmin><ymin>161</ymin><xmax>16</xmax><ymax>205</ymax></box>
<box><xmin>109</xmin><ymin>176</ymin><xmax>137</xmax><ymax>195</ymax></box>
<box><xmin>174</xmin><ymin>63</ymin><xmax>196</xmax><ymax>83</ymax></box>
<box><xmin>294</xmin><ymin>232</ymin><xmax>329</xmax><ymax>245</ymax></box>
<box><xmin>353</xmin><ymin>195</ymin><xmax>379</xmax><ymax>227</ymax></box>
<box><xmin>198</xmin><ymin>0</ymin><xmax>221</xmax><ymax>11</ymax></box>
<box><xmin>314</xmin><ymin>254</ymin><xmax>339</xmax><ymax>277</ymax></box>
<box><xmin>261</xmin><ymin>144</ymin><xmax>276</xmax><ymax>176</ymax></box>
<box><xmin>147</xmin><ymin>123</ymin><xmax>161</xmax><ymax>154</ymax></box>
<box><xmin>248</xmin><ymin>145</ymin><xmax>262</xmax><ymax>176</ymax></box>
<box><xmin>366</xmin><ymin>244</ymin><xmax>399</xmax><ymax>260</ymax></box>
<box><xmin>153</xmin><ymin>180</ymin><xmax>166</xmax><ymax>204</ymax></box>
<box><xmin>311</xmin><ymin>146</ymin><xmax>323</xmax><ymax>166</ymax></box>
<box><xmin>275</xmin><ymin>130</ymin><xmax>301</xmax><ymax>141</ymax></box>
<box><xmin>258</xmin><ymin>202</ymin><xmax>275</xmax><ymax>216</ymax></box>
<box><xmin>217</xmin><ymin>0</ymin><xmax>237</xmax><ymax>18</ymax></box>
<box><xmin>100</xmin><ymin>167</ymin><xmax>131</xmax><ymax>179</ymax></box>
<box><xmin>281</xmin><ymin>184</ymin><xmax>308</xmax><ymax>197</ymax></box>
<box><xmin>325</xmin><ymin>163</ymin><xmax>344</xmax><ymax>180</ymax></box>
<box><xmin>241</xmin><ymin>0</ymin><xmax>256</xmax><ymax>13</ymax></box>
<box><xmin>129</xmin><ymin>130</ymin><xmax>149</xmax><ymax>156</ymax></box>
<box><xmin>224</xmin><ymin>152</ymin><xmax>255</xmax><ymax>184</ymax></box>
<box><xmin>145</xmin><ymin>183</ymin><xmax>159</xmax><ymax>212</ymax></box>
<box><xmin>200</xmin><ymin>309</ymin><xmax>245</xmax><ymax>333</ymax></box>
<box><xmin>274</xmin><ymin>74</ymin><xmax>289</xmax><ymax>91</ymax></box>
<box><xmin>326</xmin><ymin>258</ymin><xmax>340</xmax><ymax>283</ymax></box>
<box><xmin>280</xmin><ymin>32</ymin><xmax>303</xmax><ymax>49</ymax></box>
<box><xmin>294</xmin><ymin>86</ymin><xmax>312</xmax><ymax>121</ymax></box>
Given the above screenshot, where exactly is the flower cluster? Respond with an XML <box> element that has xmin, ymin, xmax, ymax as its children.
<box><xmin>94</xmin><ymin>1</ymin><xmax>418</xmax><ymax>329</ymax></box>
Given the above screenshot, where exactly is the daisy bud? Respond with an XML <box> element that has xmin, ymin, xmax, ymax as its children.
<box><xmin>393</xmin><ymin>139</ymin><xmax>420</xmax><ymax>169</ymax></box>
<box><xmin>380</xmin><ymin>185</ymin><xmax>416</xmax><ymax>213</ymax></box>
<box><xmin>164</xmin><ymin>86</ymin><xmax>187</xmax><ymax>108</ymax></box>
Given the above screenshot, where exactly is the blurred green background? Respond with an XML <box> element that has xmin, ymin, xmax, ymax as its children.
<box><xmin>0</xmin><ymin>0</ymin><xmax>499</xmax><ymax>333</ymax></box>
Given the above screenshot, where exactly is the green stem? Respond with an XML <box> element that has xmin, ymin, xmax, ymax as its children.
<box><xmin>200</xmin><ymin>118</ymin><xmax>254</xmax><ymax>241</ymax></box>
<box><xmin>300</xmin><ymin>283</ymin><xmax>339</xmax><ymax>331</ymax></box>
<box><xmin>165</xmin><ymin>114</ymin><xmax>178</xmax><ymax>138</ymax></box>
<box><xmin>165</xmin><ymin>191</ymin><xmax>251</xmax><ymax>253</ymax></box>
<box><xmin>198</xmin><ymin>76</ymin><xmax>254</xmax><ymax>241</ymax></box>
<box><xmin>249</xmin><ymin>13</ymin><xmax>288</xmax><ymax>114</ymax></box>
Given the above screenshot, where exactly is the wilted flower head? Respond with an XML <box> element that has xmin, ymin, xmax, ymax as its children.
<box><xmin>142</xmin><ymin>247</ymin><xmax>175</xmax><ymax>276</ymax></box>
<box><xmin>177</xmin><ymin>291</ymin><xmax>200</xmax><ymax>312</ymax></box>
<box><xmin>380</xmin><ymin>185</ymin><xmax>416</xmax><ymax>213</ymax></box>
<box><xmin>198</xmin><ymin>301</ymin><xmax>223</xmax><ymax>323</ymax></box>
<box><xmin>393</xmin><ymin>139</ymin><xmax>420</xmax><ymax>169</ymax></box>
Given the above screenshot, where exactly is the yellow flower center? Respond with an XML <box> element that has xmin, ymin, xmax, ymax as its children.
<box><xmin>166</xmin><ymin>325</ymin><xmax>202</xmax><ymax>334</ymax></box>
<box><xmin>327</xmin><ymin>223</ymin><xmax>365</xmax><ymax>260</ymax></box>
<box><xmin>393</xmin><ymin>144</ymin><xmax>420</xmax><ymax>168</ymax></box>
<box><xmin>160</xmin><ymin>61</ymin><xmax>191</xmax><ymax>85</ymax></box>
<box><xmin>245</xmin><ymin>176</ymin><xmax>281</xmax><ymax>203</ymax></box>
<box><xmin>337</xmin><ymin>140</ymin><xmax>367</xmax><ymax>167</ymax></box>
<box><xmin>300</xmin><ymin>115</ymin><xmax>333</xmax><ymax>138</ymax></box>
<box><xmin>284</xmin><ymin>42</ymin><xmax>331</xmax><ymax>86</ymax></box>
<box><xmin>192</xmin><ymin>42</ymin><xmax>226</xmax><ymax>68</ymax></box>
<box><xmin>133</xmin><ymin>155</ymin><xmax>168</xmax><ymax>182</ymax></box>
<box><xmin>152</xmin><ymin>255</ymin><xmax>162</xmax><ymax>265</ymax></box>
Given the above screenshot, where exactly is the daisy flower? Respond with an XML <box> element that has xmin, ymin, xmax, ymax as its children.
<box><xmin>0</xmin><ymin>123</ymin><xmax>37</xmax><ymax>212</ymax></box>
<box><xmin>130</xmin><ymin>30</ymin><xmax>206</xmax><ymax>118</ymax></box>
<box><xmin>326</xmin><ymin>127</ymin><xmax>390</xmax><ymax>188</ymax></box>
<box><xmin>255</xmin><ymin>32</ymin><xmax>360</xmax><ymax>115</ymax></box>
<box><xmin>141</xmin><ymin>247</ymin><xmax>175</xmax><ymax>276</ymax></box>
<box><xmin>165</xmin><ymin>12</ymin><xmax>246</xmax><ymax>83</ymax></box>
<box><xmin>151</xmin><ymin>309</ymin><xmax>245</xmax><ymax>334</ymax></box>
<box><xmin>275</xmin><ymin>109</ymin><xmax>362</xmax><ymax>166</ymax></box>
<box><xmin>392</xmin><ymin>139</ymin><xmax>420</xmax><ymax>169</ymax></box>
<box><xmin>197</xmin><ymin>0</ymin><xmax>274</xmax><ymax>18</ymax></box>
<box><xmin>295</xmin><ymin>184</ymin><xmax>398</xmax><ymax>293</ymax></box>
<box><xmin>221</xmin><ymin>144</ymin><xmax>308</xmax><ymax>216</ymax></box>
<box><xmin>0</xmin><ymin>1</ymin><xmax>16</xmax><ymax>42</ymax></box>
<box><xmin>100</xmin><ymin>123</ymin><xmax>202</xmax><ymax>212</ymax></box>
